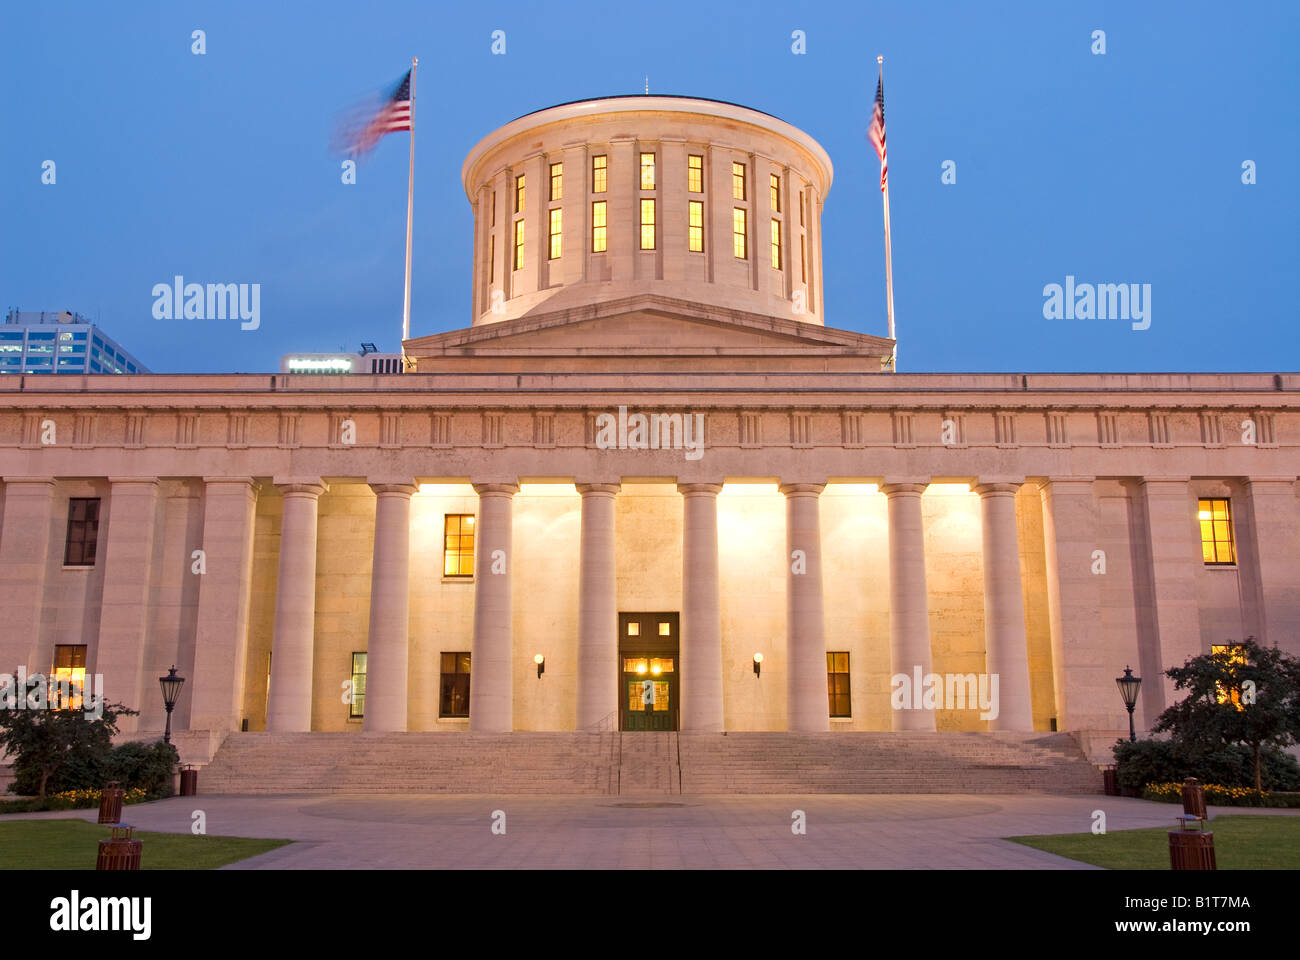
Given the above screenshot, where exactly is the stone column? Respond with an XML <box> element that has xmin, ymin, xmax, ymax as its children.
<box><xmin>882</xmin><ymin>481</ymin><xmax>935</xmax><ymax>731</ymax></box>
<box><xmin>1244</xmin><ymin>478</ymin><xmax>1300</xmax><ymax>651</ymax></box>
<box><xmin>679</xmin><ymin>483</ymin><xmax>724</xmax><ymax>732</ymax></box>
<box><xmin>576</xmin><ymin>482</ymin><xmax>619</xmax><ymax>731</ymax></box>
<box><xmin>265</xmin><ymin>480</ymin><xmax>326</xmax><ymax>732</ymax></box>
<box><xmin>364</xmin><ymin>482</ymin><xmax>417</xmax><ymax>732</ymax></box>
<box><xmin>1138</xmin><ymin>478</ymin><xmax>1203</xmax><ymax>713</ymax></box>
<box><xmin>95</xmin><ymin>479</ymin><xmax>160</xmax><ymax>732</ymax></box>
<box><xmin>469</xmin><ymin>483</ymin><xmax>517</xmax><ymax>732</ymax></box>
<box><xmin>780</xmin><ymin>482</ymin><xmax>829</xmax><ymax>732</ymax></box>
<box><xmin>0</xmin><ymin>478</ymin><xmax>55</xmax><ymax>673</ymax></box>
<box><xmin>975</xmin><ymin>482</ymin><xmax>1033</xmax><ymax>730</ymax></box>
<box><xmin>189</xmin><ymin>478</ymin><xmax>259</xmax><ymax>732</ymax></box>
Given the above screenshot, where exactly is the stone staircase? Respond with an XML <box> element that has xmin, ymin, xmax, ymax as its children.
<box><xmin>197</xmin><ymin>730</ymin><xmax>1100</xmax><ymax>795</ymax></box>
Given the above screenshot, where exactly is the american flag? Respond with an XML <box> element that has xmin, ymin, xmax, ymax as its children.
<box><xmin>869</xmin><ymin>75</ymin><xmax>887</xmax><ymax>192</ymax></box>
<box><xmin>334</xmin><ymin>71</ymin><xmax>412</xmax><ymax>156</ymax></box>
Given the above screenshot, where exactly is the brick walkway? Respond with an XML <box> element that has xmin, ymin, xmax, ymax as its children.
<box><xmin>13</xmin><ymin>793</ymin><xmax>1293</xmax><ymax>869</ymax></box>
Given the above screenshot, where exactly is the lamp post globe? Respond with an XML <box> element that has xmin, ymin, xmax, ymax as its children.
<box><xmin>159</xmin><ymin>665</ymin><xmax>185</xmax><ymax>745</ymax></box>
<box><xmin>1115</xmin><ymin>665</ymin><xmax>1142</xmax><ymax>743</ymax></box>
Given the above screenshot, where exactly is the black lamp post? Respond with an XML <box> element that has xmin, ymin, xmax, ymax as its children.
<box><xmin>159</xmin><ymin>666</ymin><xmax>185</xmax><ymax>745</ymax></box>
<box><xmin>1116</xmin><ymin>665</ymin><xmax>1141</xmax><ymax>742</ymax></box>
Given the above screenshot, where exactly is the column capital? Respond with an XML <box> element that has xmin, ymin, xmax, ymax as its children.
<box><xmin>576</xmin><ymin>482</ymin><xmax>621</xmax><ymax>496</ymax></box>
<box><xmin>472</xmin><ymin>481</ymin><xmax>519</xmax><ymax>497</ymax></box>
<box><xmin>274</xmin><ymin>480</ymin><xmax>328</xmax><ymax>498</ymax></box>
<box><xmin>677</xmin><ymin>482</ymin><xmax>724</xmax><ymax>496</ymax></box>
<box><xmin>1034</xmin><ymin>476</ymin><xmax>1095</xmax><ymax>492</ymax></box>
<box><xmin>779</xmin><ymin>482</ymin><xmax>825</xmax><ymax>496</ymax></box>
<box><xmin>1138</xmin><ymin>476</ymin><xmax>1191</xmax><ymax>487</ymax></box>
<box><xmin>369</xmin><ymin>482</ymin><xmax>419</xmax><ymax>497</ymax></box>
<box><xmin>1244</xmin><ymin>476</ymin><xmax>1299</xmax><ymax>488</ymax></box>
<box><xmin>106</xmin><ymin>477</ymin><xmax>161</xmax><ymax>487</ymax></box>
<box><xmin>201</xmin><ymin>476</ymin><xmax>259</xmax><ymax>488</ymax></box>
<box><xmin>880</xmin><ymin>480</ymin><xmax>928</xmax><ymax>496</ymax></box>
<box><xmin>1</xmin><ymin>477</ymin><xmax>56</xmax><ymax>487</ymax></box>
<box><xmin>973</xmin><ymin>481</ymin><xmax>1022</xmax><ymax>497</ymax></box>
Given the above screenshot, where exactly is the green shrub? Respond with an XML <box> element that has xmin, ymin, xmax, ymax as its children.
<box><xmin>1140</xmin><ymin>781</ymin><xmax>1300</xmax><ymax>808</ymax></box>
<box><xmin>1114</xmin><ymin>738</ymin><xmax>1300</xmax><ymax>791</ymax></box>
<box><xmin>107</xmin><ymin>741</ymin><xmax>178</xmax><ymax>799</ymax></box>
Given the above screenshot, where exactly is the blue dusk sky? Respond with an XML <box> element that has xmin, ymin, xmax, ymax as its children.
<box><xmin>2</xmin><ymin>0</ymin><xmax>1296</xmax><ymax>373</ymax></box>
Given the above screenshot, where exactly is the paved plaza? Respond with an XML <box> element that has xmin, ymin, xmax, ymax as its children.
<box><xmin>11</xmin><ymin>793</ymin><xmax>1296</xmax><ymax>869</ymax></box>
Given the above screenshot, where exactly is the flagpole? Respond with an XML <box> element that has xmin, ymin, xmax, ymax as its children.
<box><xmin>878</xmin><ymin>55</ymin><xmax>897</xmax><ymax>372</ymax></box>
<box><xmin>401</xmin><ymin>57</ymin><xmax>417</xmax><ymax>363</ymax></box>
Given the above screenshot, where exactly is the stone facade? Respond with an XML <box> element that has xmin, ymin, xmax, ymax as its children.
<box><xmin>0</xmin><ymin>97</ymin><xmax>1296</xmax><ymax>764</ymax></box>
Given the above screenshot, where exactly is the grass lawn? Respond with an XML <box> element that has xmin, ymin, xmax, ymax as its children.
<box><xmin>0</xmin><ymin>819</ymin><xmax>291</xmax><ymax>870</ymax></box>
<box><xmin>1009</xmin><ymin>815</ymin><xmax>1300</xmax><ymax>869</ymax></box>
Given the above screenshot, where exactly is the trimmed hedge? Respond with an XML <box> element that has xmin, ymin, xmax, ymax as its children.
<box><xmin>1113</xmin><ymin>738</ymin><xmax>1300</xmax><ymax>791</ymax></box>
<box><xmin>9</xmin><ymin>740</ymin><xmax>178</xmax><ymax>800</ymax></box>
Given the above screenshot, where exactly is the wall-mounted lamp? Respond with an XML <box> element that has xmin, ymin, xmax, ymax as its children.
<box><xmin>753</xmin><ymin>652</ymin><xmax>764</xmax><ymax>677</ymax></box>
<box><xmin>534</xmin><ymin>654</ymin><xmax>545</xmax><ymax>678</ymax></box>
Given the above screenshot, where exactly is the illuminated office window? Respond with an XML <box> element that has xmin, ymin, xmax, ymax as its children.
<box><xmin>688</xmin><ymin>155</ymin><xmax>703</xmax><ymax>193</ymax></box>
<box><xmin>827</xmin><ymin>652</ymin><xmax>851</xmax><ymax>718</ymax></box>
<box><xmin>1210</xmin><ymin>643</ymin><xmax>1247</xmax><ymax>708</ymax></box>
<box><xmin>688</xmin><ymin>200</ymin><xmax>704</xmax><ymax>252</ymax></box>
<box><xmin>733</xmin><ymin>208</ymin><xmax>747</xmax><ymax>259</ymax></box>
<box><xmin>640</xmin><ymin>198</ymin><xmax>656</xmax><ymax>250</ymax></box>
<box><xmin>52</xmin><ymin>644</ymin><xmax>87</xmax><ymax>711</ymax></box>
<box><xmin>514</xmin><ymin>174</ymin><xmax>525</xmax><ymax>213</ymax></box>
<box><xmin>513</xmin><ymin>219</ymin><xmax>525</xmax><ymax>270</ymax></box>
<box><xmin>349</xmin><ymin>653</ymin><xmax>366</xmax><ymax>718</ymax></box>
<box><xmin>591</xmin><ymin>200</ymin><xmax>607</xmax><ymax>252</ymax></box>
<box><xmin>592</xmin><ymin>155</ymin><xmax>607</xmax><ymax>193</ymax></box>
<box><xmin>770</xmin><ymin>173</ymin><xmax>781</xmax><ymax>212</ymax></box>
<box><xmin>1197</xmin><ymin>498</ymin><xmax>1236</xmax><ymax>564</ymax></box>
<box><xmin>549</xmin><ymin>208</ymin><xmax>562</xmax><ymax>260</ymax></box>
<box><xmin>771</xmin><ymin>219</ymin><xmax>782</xmax><ymax>269</ymax></box>
<box><xmin>640</xmin><ymin>152</ymin><xmax>656</xmax><ymax>190</ymax></box>
<box><xmin>443</xmin><ymin>514</ymin><xmax>476</xmax><ymax>577</ymax></box>
<box><xmin>732</xmin><ymin>161</ymin><xmax>746</xmax><ymax>200</ymax></box>
<box><xmin>801</xmin><ymin>236</ymin><xmax>807</xmax><ymax>282</ymax></box>
<box><xmin>549</xmin><ymin>162</ymin><xmax>563</xmax><ymax>201</ymax></box>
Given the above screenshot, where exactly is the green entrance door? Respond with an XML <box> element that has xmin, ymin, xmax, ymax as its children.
<box><xmin>618</xmin><ymin>612</ymin><xmax>680</xmax><ymax>732</ymax></box>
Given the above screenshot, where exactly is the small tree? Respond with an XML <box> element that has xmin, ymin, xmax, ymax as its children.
<box><xmin>0</xmin><ymin>697</ymin><xmax>138</xmax><ymax>798</ymax></box>
<box><xmin>1153</xmin><ymin>638</ymin><xmax>1300</xmax><ymax>791</ymax></box>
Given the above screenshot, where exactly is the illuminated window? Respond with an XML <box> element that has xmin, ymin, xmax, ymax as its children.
<box><xmin>52</xmin><ymin>644</ymin><xmax>87</xmax><ymax>711</ymax></box>
<box><xmin>591</xmin><ymin>200</ymin><xmax>607</xmax><ymax>252</ymax></box>
<box><xmin>514</xmin><ymin>174</ymin><xmax>525</xmax><ymax>213</ymax></box>
<box><xmin>770</xmin><ymin>173</ymin><xmax>781</xmax><ymax>212</ymax></box>
<box><xmin>827</xmin><ymin>652</ymin><xmax>851</xmax><ymax>718</ymax></box>
<box><xmin>1211</xmin><ymin>643</ymin><xmax>1248</xmax><ymax>708</ymax></box>
<box><xmin>640</xmin><ymin>198</ymin><xmax>656</xmax><ymax>250</ymax></box>
<box><xmin>488</xmin><ymin>234</ymin><xmax>495</xmax><ymax>283</ymax></box>
<box><xmin>800</xmin><ymin>236</ymin><xmax>807</xmax><ymax>282</ymax></box>
<box><xmin>443</xmin><ymin>514</ymin><xmax>475</xmax><ymax>577</ymax></box>
<box><xmin>349</xmin><ymin>652</ymin><xmax>366</xmax><ymax>718</ymax></box>
<box><xmin>439</xmin><ymin>652</ymin><xmax>471</xmax><ymax>718</ymax></box>
<box><xmin>64</xmin><ymin>498</ymin><xmax>99</xmax><ymax>566</ymax></box>
<box><xmin>549</xmin><ymin>208</ymin><xmax>562</xmax><ymax>260</ymax></box>
<box><xmin>549</xmin><ymin>162</ymin><xmax>563</xmax><ymax>201</ymax></box>
<box><xmin>732</xmin><ymin>162</ymin><xmax>746</xmax><ymax>200</ymax></box>
<box><xmin>688</xmin><ymin>200</ymin><xmax>704</xmax><ymax>252</ymax></box>
<box><xmin>770</xmin><ymin>219</ymin><xmax>782</xmax><ymax>269</ymax></box>
<box><xmin>733</xmin><ymin>208</ymin><xmax>747</xmax><ymax>259</ymax></box>
<box><xmin>626</xmin><ymin>622</ymin><xmax>640</xmax><ymax>637</ymax></box>
<box><xmin>688</xmin><ymin>155</ymin><xmax>703</xmax><ymax>193</ymax></box>
<box><xmin>592</xmin><ymin>155</ymin><xmax>607</xmax><ymax>193</ymax></box>
<box><xmin>640</xmin><ymin>152</ymin><xmax>656</xmax><ymax>190</ymax></box>
<box><xmin>1197</xmin><ymin>498</ymin><xmax>1235</xmax><ymax>564</ymax></box>
<box><xmin>513</xmin><ymin>219</ymin><xmax>525</xmax><ymax>270</ymax></box>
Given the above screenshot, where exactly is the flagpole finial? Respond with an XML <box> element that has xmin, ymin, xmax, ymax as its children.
<box><xmin>877</xmin><ymin>55</ymin><xmax>883</xmax><ymax>64</ymax></box>
<box><xmin>412</xmin><ymin>57</ymin><xmax>418</xmax><ymax>65</ymax></box>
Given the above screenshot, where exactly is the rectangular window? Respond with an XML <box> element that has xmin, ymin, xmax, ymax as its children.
<box><xmin>640</xmin><ymin>152</ymin><xmax>656</xmax><ymax>190</ymax></box>
<box><xmin>770</xmin><ymin>173</ymin><xmax>781</xmax><ymax>212</ymax></box>
<box><xmin>733</xmin><ymin>208</ymin><xmax>747</xmax><ymax>259</ymax></box>
<box><xmin>640</xmin><ymin>198</ymin><xmax>656</xmax><ymax>250</ymax></box>
<box><xmin>801</xmin><ymin>236</ymin><xmax>807</xmax><ymax>282</ymax></box>
<box><xmin>591</xmin><ymin>200</ymin><xmax>607</xmax><ymax>252</ymax></box>
<box><xmin>688</xmin><ymin>200</ymin><xmax>704</xmax><ymax>252</ymax></box>
<box><xmin>549</xmin><ymin>162</ymin><xmax>563</xmax><ymax>201</ymax></box>
<box><xmin>488</xmin><ymin>233</ymin><xmax>495</xmax><ymax>283</ymax></box>
<box><xmin>514</xmin><ymin>174</ymin><xmax>525</xmax><ymax>213</ymax></box>
<box><xmin>491</xmin><ymin>190</ymin><xmax>496</xmax><ymax>226</ymax></box>
<box><xmin>440</xmin><ymin>652</ymin><xmax>471</xmax><ymax>718</ymax></box>
<box><xmin>1197</xmin><ymin>498</ymin><xmax>1235</xmax><ymax>564</ymax></box>
<box><xmin>827</xmin><ymin>652</ymin><xmax>851</xmax><ymax>718</ymax></box>
<box><xmin>799</xmin><ymin>189</ymin><xmax>805</xmax><ymax>226</ymax></box>
<box><xmin>549</xmin><ymin>208</ymin><xmax>562</xmax><ymax>259</ymax></box>
<box><xmin>513</xmin><ymin>219</ymin><xmax>525</xmax><ymax>270</ymax></box>
<box><xmin>688</xmin><ymin>155</ymin><xmax>703</xmax><ymax>193</ymax></box>
<box><xmin>349</xmin><ymin>653</ymin><xmax>367</xmax><ymax>718</ymax></box>
<box><xmin>64</xmin><ymin>497</ymin><xmax>100</xmax><ymax>566</ymax></box>
<box><xmin>732</xmin><ymin>161</ymin><xmax>746</xmax><ymax>200</ymax></box>
<box><xmin>771</xmin><ymin>219</ymin><xmax>782</xmax><ymax>269</ymax></box>
<box><xmin>1210</xmin><ymin>643</ymin><xmax>1247</xmax><ymax>708</ymax></box>
<box><xmin>52</xmin><ymin>644</ymin><xmax>87</xmax><ymax>711</ymax></box>
<box><xmin>592</xmin><ymin>155</ymin><xmax>607</xmax><ymax>193</ymax></box>
<box><xmin>443</xmin><ymin>513</ymin><xmax>476</xmax><ymax>577</ymax></box>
